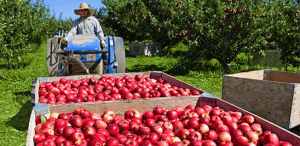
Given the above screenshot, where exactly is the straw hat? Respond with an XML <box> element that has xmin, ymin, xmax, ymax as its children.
<box><xmin>74</xmin><ymin>2</ymin><xmax>94</xmax><ymax>17</ymax></box>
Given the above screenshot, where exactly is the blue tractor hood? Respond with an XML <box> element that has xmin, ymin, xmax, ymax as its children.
<box><xmin>67</xmin><ymin>34</ymin><xmax>100</xmax><ymax>51</ymax></box>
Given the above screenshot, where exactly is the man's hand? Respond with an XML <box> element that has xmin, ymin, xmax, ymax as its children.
<box><xmin>61</xmin><ymin>37</ymin><xmax>69</xmax><ymax>44</ymax></box>
<box><xmin>101</xmin><ymin>40</ymin><xmax>106</xmax><ymax>49</ymax></box>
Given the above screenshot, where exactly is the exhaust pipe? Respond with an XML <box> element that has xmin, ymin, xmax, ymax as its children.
<box><xmin>71</xmin><ymin>57</ymin><xmax>90</xmax><ymax>74</ymax></box>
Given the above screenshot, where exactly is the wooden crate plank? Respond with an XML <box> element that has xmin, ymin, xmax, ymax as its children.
<box><xmin>290</xmin><ymin>85</ymin><xmax>300</xmax><ymax>128</ymax></box>
<box><xmin>149</xmin><ymin>72</ymin><xmax>162</xmax><ymax>80</ymax></box>
<box><xmin>26</xmin><ymin>110</ymin><xmax>35</xmax><ymax>146</ymax></box>
<box><xmin>222</xmin><ymin>76</ymin><xmax>294</xmax><ymax>128</ymax></box>
<box><xmin>226</xmin><ymin>70</ymin><xmax>265</xmax><ymax>80</ymax></box>
<box><xmin>34</xmin><ymin>79</ymin><xmax>40</xmax><ymax>104</ymax></box>
<box><xmin>269</xmin><ymin>70</ymin><xmax>300</xmax><ymax>83</ymax></box>
<box><xmin>195</xmin><ymin>96</ymin><xmax>216</xmax><ymax>108</ymax></box>
<box><xmin>49</xmin><ymin>96</ymin><xmax>201</xmax><ymax>117</ymax></box>
<box><xmin>213</xmin><ymin>99</ymin><xmax>300</xmax><ymax>146</ymax></box>
<box><xmin>263</xmin><ymin>69</ymin><xmax>271</xmax><ymax>80</ymax></box>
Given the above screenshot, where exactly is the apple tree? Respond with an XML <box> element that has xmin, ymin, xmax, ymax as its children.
<box><xmin>99</xmin><ymin>0</ymin><xmax>198</xmax><ymax>48</ymax></box>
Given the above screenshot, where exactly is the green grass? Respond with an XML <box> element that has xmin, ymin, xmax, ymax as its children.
<box><xmin>1</xmin><ymin>41</ymin><xmax>300</xmax><ymax>145</ymax></box>
<box><xmin>0</xmin><ymin>42</ymin><xmax>48</xmax><ymax>146</ymax></box>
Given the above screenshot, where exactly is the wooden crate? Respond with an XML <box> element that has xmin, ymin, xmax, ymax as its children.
<box><xmin>129</xmin><ymin>42</ymin><xmax>162</xmax><ymax>56</ymax></box>
<box><xmin>27</xmin><ymin>95</ymin><xmax>300</xmax><ymax>146</ymax></box>
<box><xmin>31</xmin><ymin>71</ymin><xmax>205</xmax><ymax>105</ymax></box>
<box><xmin>222</xmin><ymin>69</ymin><xmax>300</xmax><ymax>129</ymax></box>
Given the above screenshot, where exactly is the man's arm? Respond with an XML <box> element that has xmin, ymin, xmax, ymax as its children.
<box><xmin>94</xmin><ymin>18</ymin><xmax>105</xmax><ymax>42</ymax></box>
<box><xmin>65</xmin><ymin>21</ymin><xmax>78</xmax><ymax>41</ymax></box>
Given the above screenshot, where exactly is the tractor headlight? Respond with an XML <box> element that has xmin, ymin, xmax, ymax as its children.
<box><xmin>86</xmin><ymin>54</ymin><xmax>97</xmax><ymax>61</ymax></box>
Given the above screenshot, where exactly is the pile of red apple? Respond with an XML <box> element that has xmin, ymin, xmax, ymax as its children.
<box><xmin>33</xmin><ymin>104</ymin><xmax>293</xmax><ymax>146</ymax></box>
<box><xmin>38</xmin><ymin>75</ymin><xmax>201</xmax><ymax>105</ymax></box>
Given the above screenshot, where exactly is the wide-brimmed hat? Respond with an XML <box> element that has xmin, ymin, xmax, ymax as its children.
<box><xmin>74</xmin><ymin>2</ymin><xmax>94</xmax><ymax>17</ymax></box>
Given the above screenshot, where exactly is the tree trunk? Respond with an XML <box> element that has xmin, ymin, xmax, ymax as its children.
<box><xmin>222</xmin><ymin>40</ymin><xmax>231</xmax><ymax>72</ymax></box>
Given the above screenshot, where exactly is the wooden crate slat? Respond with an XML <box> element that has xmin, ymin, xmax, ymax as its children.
<box><xmin>290</xmin><ymin>85</ymin><xmax>300</xmax><ymax>128</ymax></box>
<box><xmin>222</xmin><ymin>75</ymin><xmax>294</xmax><ymax>128</ymax></box>
<box><xmin>226</xmin><ymin>70</ymin><xmax>265</xmax><ymax>80</ymax></box>
<box><xmin>270</xmin><ymin>70</ymin><xmax>300</xmax><ymax>83</ymax></box>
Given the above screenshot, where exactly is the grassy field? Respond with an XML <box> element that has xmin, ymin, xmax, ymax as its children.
<box><xmin>1</xmin><ymin>41</ymin><xmax>300</xmax><ymax>145</ymax></box>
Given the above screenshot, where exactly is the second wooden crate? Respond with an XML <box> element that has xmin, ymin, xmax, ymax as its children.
<box><xmin>222</xmin><ymin>69</ymin><xmax>300</xmax><ymax>129</ymax></box>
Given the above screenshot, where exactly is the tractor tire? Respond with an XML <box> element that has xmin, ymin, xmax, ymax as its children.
<box><xmin>46</xmin><ymin>38</ymin><xmax>58</xmax><ymax>77</ymax></box>
<box><xmin>114</xmin><ymin>37</ymin><xmax>126</xmax><ymax>73</ymax></box>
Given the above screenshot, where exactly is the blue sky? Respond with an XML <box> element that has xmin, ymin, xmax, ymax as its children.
<box><xmin>29</xmin><ymin>0</ymin><xmax>106</xmax><ymax>20</ymax></box>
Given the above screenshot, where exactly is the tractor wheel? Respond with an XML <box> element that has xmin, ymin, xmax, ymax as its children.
<box><xmin>46</xmin><ymin>38</ymin><xmax>58</xmax><ymax>76</ymax></box>
<box><xmin>114</xmin><ymin>37</ymin><xmax>126</xmax><ymax>73</ymax></box>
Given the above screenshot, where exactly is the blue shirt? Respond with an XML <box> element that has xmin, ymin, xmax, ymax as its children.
<box><xmin>66</xmin><ymin>16</ymin><xmax>105</xmax><ymax>41</ymax></box>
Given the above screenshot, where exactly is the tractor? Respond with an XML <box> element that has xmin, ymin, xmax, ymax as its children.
<box><xmin>46</xmin><ymin>31</ymin><xmax>126</xmax><ymax>77</ymax></box>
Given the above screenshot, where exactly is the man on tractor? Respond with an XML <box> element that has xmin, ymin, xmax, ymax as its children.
<box><xmin>62</xmin><ymin>2</ymin><xmax>106</xmax><ymax>49</ymax></box>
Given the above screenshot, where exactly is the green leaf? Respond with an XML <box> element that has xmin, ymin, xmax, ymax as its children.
<box><xmin>41</xmin><ymin>116</ymin><xmax>47</xmax><ymax>123</ymax></box>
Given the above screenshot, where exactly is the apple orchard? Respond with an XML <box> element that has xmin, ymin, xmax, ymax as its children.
<box><xmin>96</xmin><ymin>0</ymin><xmax>300</xmax><ymax>70</ymax></box>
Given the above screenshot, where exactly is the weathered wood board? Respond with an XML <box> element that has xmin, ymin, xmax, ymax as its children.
<box><xmin>222</xmin><ymin>69</ymin><xmax>300</xmax><ymax>129</ymax></box>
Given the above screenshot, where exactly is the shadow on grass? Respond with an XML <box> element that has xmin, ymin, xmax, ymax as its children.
<box><xmin>161</xmin><ymin>49</ymin><xmax>188</xmax><ymax>58</ymax></box>
<box><xmin>126</xmin><ymin>64</ymin><xmax>165</xmax><ymax>73</ymax></box>
<box><xmin>0</xmin><ymin>61</ymin><xmax>31</xmax><ymax>70</ymax></box>
<box><xmin>8</xmin><ymin>91</ymin><xmax>33</xmax><ymax>131</ymax></box>
<box><xmin>166</xmin><ymin>56</ymin><xmax>226</xmax><ymax>76</ymax></box>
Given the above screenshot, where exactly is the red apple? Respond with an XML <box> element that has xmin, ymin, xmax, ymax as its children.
<box><xmin>124</xmin><ymin>139</ymin><xmax>139</xmax><ymax>146</ymax></box>
<box><xmin>97</xmin><ymin>129</ymin><xmax>110</xmax><ymax>139</ymax></box>
<box><xmin>143</xmin><ymin>111</ymin><xmax>154</xmax><ymax>120</ymax></box>
<box><xmin>187</xmin><ymin>118</ymin><xmax>199</xmax><ymax>129</ymax></box>
<box><xmin>106</xmin><ymin>124</ymin><xmax>120</xmax><ymax>136</ymax></box>
<box><xmin>217</xmin><ymin>132</ymin><xmax>231</xmax><ymax>144</ymax></box>
<box><xmin>54</xmin><ymin>136</ymin><xmax>66</xmax><ymax>145</ymax></box>
<box><xmin>33</xmin><ymin>133</ymin><xmax>47</xmax><ymax>144</ymax></box>
<box><xmin>144</xmin><ymin>119</ymin><xmax>156</xmax><ymax>127</ymax></box>
<box><xmin>153</xmin><ymin>107</ymin><xmax>164</xmax><ymax>115</ymax></box>
<box><xmin>144</xmin><ymin>132</ymin><xmax>160</xmax><ymax>144</ymax></box>
<box><xmin>107</xmin><ymin>137</ymin><xmax>120</xmax><ymax>146</ymax></box>
<box><xmin>251</xmin><ymin>123</ymin><xmax>263</xmax><ymax>136</ymax></box>
<box><xmin>118</xmin><ymin>120</ymin><xmax>130</xmax><ymax>131</ymax></box>
<box><xmin>203</xmin><ymin>130</ymin><xmax>217</xmax><ymax>141</ymax></box>
<box><xmin>234</xmin><ymin>136</ymin><xmax>249</xmax><ymax>146</ymax></box>
<box><xmin>83</xmin><ymin>126</ymin><xmax>96</xmax><ymax>138</ymax></box>
<box><xmin>35</xmin><ymin>123</ymin><xmax>43</xmax><ymax>133</ymax></box>
<box><xmin>157</xmin><ymin>141</ymin><xmax>169</xmax><ymax>146</ymax></box>
<box><xmin>42</xmin><ymin>128</ymin><xmax>55</xmax><ymax>137</ymax></box>
<box><xmin>202</xmin><ymin>140</ymin><xmax>217</xmax><ymax>146</ymax></box>
<box><xmin>239</xmin><ymin>123</ymin><xmax>251</xmax><ymax>134</ymax></box>
<box><xmin>63</xmin><ymin>126</ymin><xmax>75</xmax><ymax>139</ymax></box>
<box><xmin>137</xmin><ymin>125</ymin><xmax>151</xmax><ymax>135</ymax></box>
<box><xmin>42</xmin><ymin>139</ymin><xmax>56</xmax><ymax>146</ymax></box>
<box><xmin>262</xmin><ymin>133</ymin><xmax>280</xmax><ymax>146</ymax></box>
<box><xmin>177</xmin><ymin>128</ymin><xmax>190</xmax><ymax>139</ymax></box>
<box><xmin>216</xmin><ymin>125</ymin><xmax>230</xmax><ymax>134</ymax></box>
<box><xmin>241</xmin><ymin>115</ymin><xmax>255</xmax><ymax>125</ymax></box>
<box><xmin>70</xmin><ymin>132</ymin><xmax>85</xmax><ymax>143</ymax></box>
<box><xmin>187</xmin><ymin>131</ymin><xmax>202</xmax><ymax>141</ymax></box>
<box><xmin>94</xmin><ymin>120</ymin><xmax>107</xmax><ymax>130</ymax></box>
